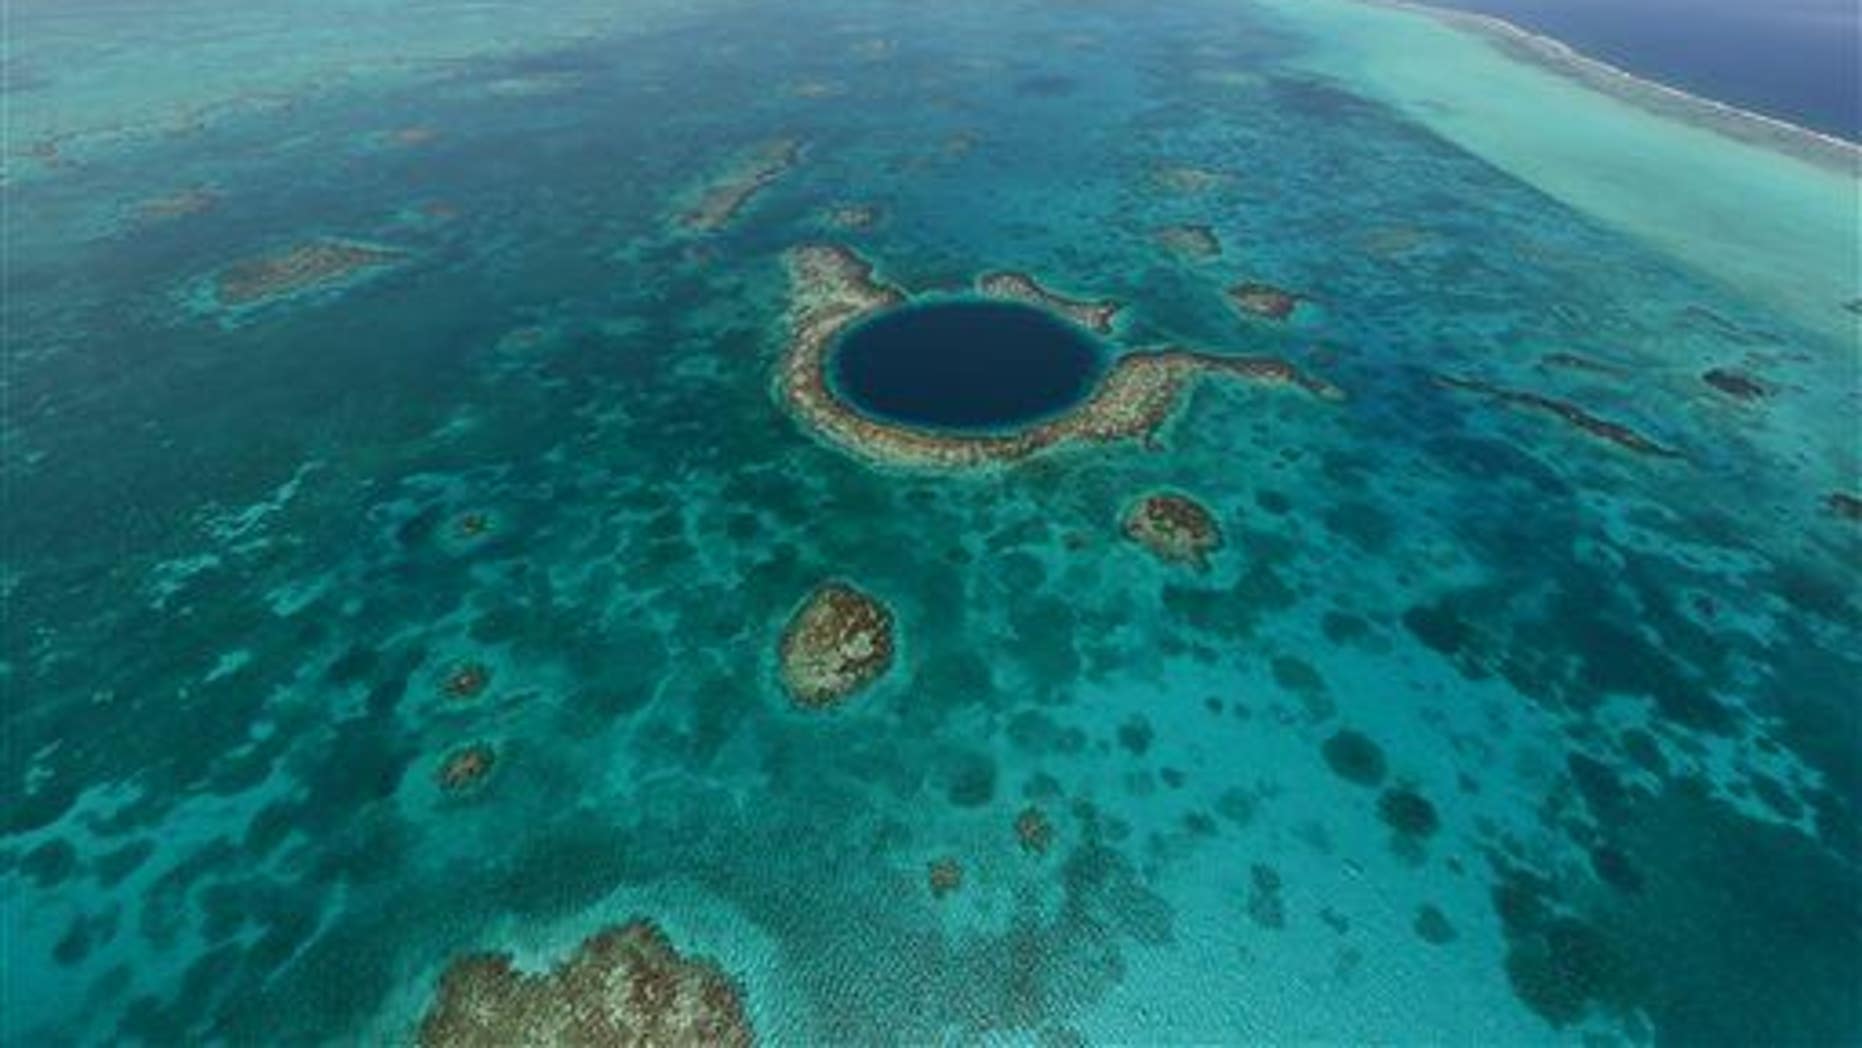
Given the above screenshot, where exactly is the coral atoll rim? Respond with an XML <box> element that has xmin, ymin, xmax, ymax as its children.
<box><xmin>779</xmin><ymin>243</ymin><xmax>1342</xmax><ymax>471</ymax></box>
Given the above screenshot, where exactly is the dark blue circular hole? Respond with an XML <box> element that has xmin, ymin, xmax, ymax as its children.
<box><xmin>829</xmin><ymin>300</ymin><xmax>1108</xmax><ymax>433</ymax></box>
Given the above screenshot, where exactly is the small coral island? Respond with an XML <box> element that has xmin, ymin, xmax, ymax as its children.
<box><xmin>778</xmin><ymin>581</ymin><xmax>896</xmax><ymax>708</ymax></box>
<box><xmin>417</xmin><ymin>920</ymin><xmax>752</xmax><ymax>1047</ymax></box>
<box><xmin>1123</xmin><ymin>492</ymin><xmax>1224</xmax><ymax>570</ymax></box>
<box><xmin>779</xmin><ymin>244</ymin><xmax>1341</xmax><ymax>470</ymax></box>
<box><xmin>214</xmin><ymin>239</ymin><xmax>404</xmax><ymax>308</ymax></box>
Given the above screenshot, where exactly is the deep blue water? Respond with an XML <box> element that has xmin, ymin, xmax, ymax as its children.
<box><xmin>1432</xmin><ymin>0</ymin><xmax>1861</xmax><ymax>139</ymax></box>
<box><xmin>831</xmin><ymin>300</ymin><xmax>1106</xmax><ymax>431</ymax></box>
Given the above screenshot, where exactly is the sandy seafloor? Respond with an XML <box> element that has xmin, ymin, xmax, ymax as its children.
<box><xmin>3</xmin><ymin>0</ymin><xmax>1859</xmax><ymax>1043</ymax></box>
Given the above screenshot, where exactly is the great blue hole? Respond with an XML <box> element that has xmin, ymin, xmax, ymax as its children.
<box><xmin>828</xmin><ymin>299</ymin><xmax>1107</xmax><ymax>432</ymax></box>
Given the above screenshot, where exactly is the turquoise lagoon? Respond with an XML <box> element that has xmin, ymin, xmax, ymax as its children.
<box><xmin>3</xmin><ymin>0</ymin><xmax>1859</xmax><ymax>1043</ymax></box>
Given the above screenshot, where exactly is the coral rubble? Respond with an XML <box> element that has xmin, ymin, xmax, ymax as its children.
<box><xmin>778</xmin><ymin>581</ymin><xmax>895</xmax><ymax>708</ymax></box>
<box><xmin>1122</xmin><ymin>492</ymin><xmax>1223</xmax><ymax>570</ymax></box>
<box><xmin>417</xmin><ymin>920</ymin><xmax>752</xmax><ymax>1047</ymax></box>
<box><xmin>779</xmin><ymin>244</ymin><xmax>1341</xmax><ymax>470</ymax></box>
<box><xmin>976</xmin><ymin>270</ymin><xmax>1123</xmax><ymax>334</ymax></box>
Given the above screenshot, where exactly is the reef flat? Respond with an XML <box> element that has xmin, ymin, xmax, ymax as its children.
<box><xmin>780</xmin><ymin>244</ymin><xmax>1340</xmax><ymax>470</ymax></box>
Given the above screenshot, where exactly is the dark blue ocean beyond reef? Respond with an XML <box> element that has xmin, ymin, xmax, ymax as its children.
<box><xmin>831</xmin><ymin>301</ymin><xmax>1106</xmax><ymax>431</ymax></box>
<box><xmin>3</xmin><ymin>0</ymin><xmax>1859</xmax><ymax>1043</ymax></box>
<box><xmin>1433</xmin><ymin>0</ymin><xmax>1862</xmax><ymax>139</ymax></box>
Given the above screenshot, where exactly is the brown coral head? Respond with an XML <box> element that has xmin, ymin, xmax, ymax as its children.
<box><xmin>438</xmin><ymin>742</ymin><xmax>497</xmax><ymax>792</ymax></box>
<box><xmin>928</xmin><ymin>857</ymin><xmax>964</xmax><ymax>899</ymax></box>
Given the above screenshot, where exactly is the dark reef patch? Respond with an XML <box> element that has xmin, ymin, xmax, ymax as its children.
<box><xmin>1413</xmin><ymin>904</ymin><xmax>1457</xmax><ymax>945</ymax></box>
<box><xmin>1701</xmin><ymin>367</ymin><xmax>1768</xmax><ymax>400</ymax></box>
<box><xmin>1321</xmin><ymin>729</ymin><xmax>1387</xmax><ymax>787</ymax></box>
<box><xmin>1245</xmin><ymin>863</ymin><xmax>1286</xmax><ymax>929</ymax></box>
<box><xmin>1378</xmin><ymin>787</ymin><xmax>1440</xmax><ymax>839</ymax></box>
<box><xmin>1117</xmin><ymin>715</ymin><xmax>1154</xmax><ymax>756</ymax></box>
<box><xmin>830</xmin><ymin>300</ymin><xmax>1106</xmax><ymax>433</ymax></box>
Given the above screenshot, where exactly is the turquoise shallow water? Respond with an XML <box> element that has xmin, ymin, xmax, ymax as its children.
<box><xmin>4</xmin><ymin>0</ymin><xmax>1859</xmax><ymax>1044</ymax></box>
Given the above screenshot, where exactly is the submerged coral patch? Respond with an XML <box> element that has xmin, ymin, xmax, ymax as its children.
<box><xmin>212</xmin><ymin>239</ymin><xmax>404</xmax><ymax>308</ymax></box>
<box><xmin>417</xmin><ymin>920</ymin><xmax>752</xmax><ymax>1047</ymax></box>
<box><xmin>1321</xmin><ymin>729</ymin><xmax>1387</xmax><ymax>787</ymax></box>
<box><xmin>778</xmin><ymin>581</ymin><xmax>895</xmax><ymax>708</ymax></box>
<box><xmin>1701</xmin><ymin>367</ymin><xmax>1769</xmax><ymax>400</ymax></box>
<box><xmin>1155</xmin><ymin>223</ymin><xmax>1222</xmax><ymax>260</ymax></box>
<box><xmin>1377</xmin><ymin>786</ymin><xmax>1441</xmax><ymax>838</ymax></box>
<box><xmin>680</xmin><ymin>138</ymin><xmax>803</xmax><ymax>232</ymax></box>
<box><xmin>1226</xmin><ymin>281</ymin><xmax>1302</xmax><ymax>321</ymax></box>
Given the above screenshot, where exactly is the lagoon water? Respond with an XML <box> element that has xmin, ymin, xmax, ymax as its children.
<box><xmin>4</xmin><ymin>0</ymin><xmax>1859</xmax><ymax>1044</ymax></box>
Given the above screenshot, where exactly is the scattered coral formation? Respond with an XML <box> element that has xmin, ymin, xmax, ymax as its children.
<box><xmin>780</xmin><ymin>244</ymin><xmax>1341</xmax><ymax>470</ymax></box>
<box><xmin>1226</xmin><ymin>281</ymin><xmax>1302</xmax><ymax>321</ymax></box>
<box><xmin>681</xmin><ymin>138</ymin><xmax>803</xmax><ymax>232</ymax></box>
<box><xmin>1434</xmin><ymin>373</ymin><xmax>1681</xmax><ymax>458</ymax></box>
<box><xmin>134</xmin><ymin>187</ymin><xmax>217</xmax><ymax>223</ymax></box>
<box><xmin>778</xmin><ymin>581</ymin><xmax>895</xmax><ymax>708</ymax></box>
<box><xmin>928</xmin><ymin>857</ymin><xmax>964</xmax><ymax>899</ymax></box>
<box><xmin>1155</xmin><ymin>224</ymin><xmax>1222</xmax><ymax>261</ymax></box>
<box><xmin>214</xmin><ymin>239</ymin><xmax>404</xmax><ymax>307</ymax></box>
<box><xmin>1122</xmin><ymin>492</ymin><xmax>1223</xmax><ymax>570</ymax></box>
<box><xmin>438</xmin><ymin>742</ymin><xmax>496</xmax><ymax>792</ymax></box>
<box><xmin>975</xmin><ymin>271</ymin><xmax>1123</xmax><ymax>334</ymax></box>
<box><xmin>417</xmin><ymin>920</ymin><xmax>752</xmax><ymax>1047</ymax></box>
<box><xmin>1016</xmin><ymin>806</ymin><xmax>1054</xmax><ymax>855</ymax></box>
<box><xmin>1701</xmin><ymin>367</ymin><xmax>1768</xmax><ymax>400</ymax></box>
